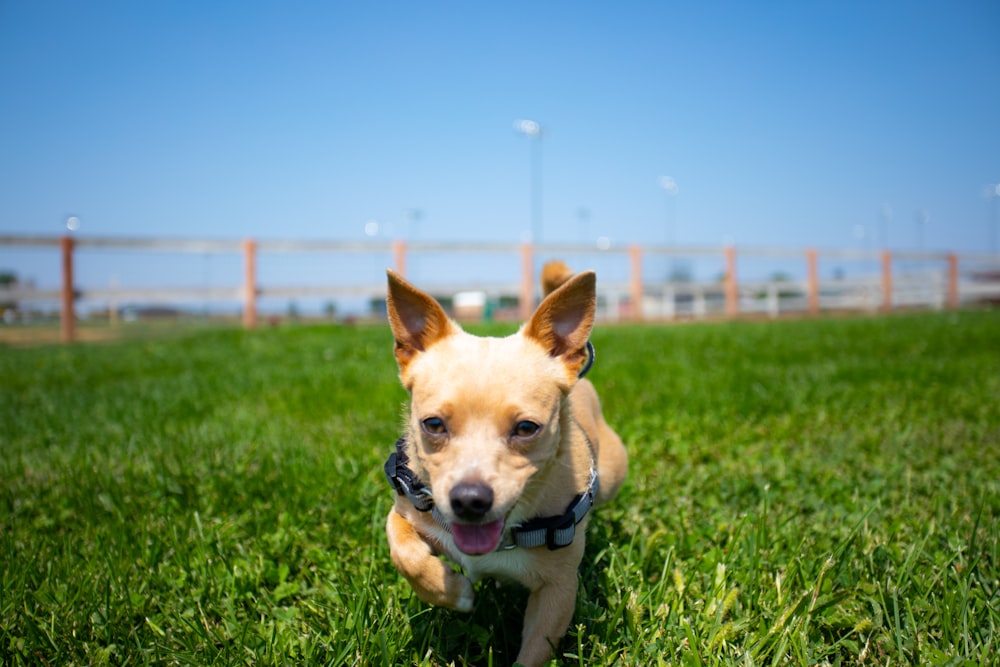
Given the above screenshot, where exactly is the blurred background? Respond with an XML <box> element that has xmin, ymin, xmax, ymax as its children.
<box><xmin>1</xmin><ymin>1</ymin><xmax>999</xmax><ymax>323</ymax></box>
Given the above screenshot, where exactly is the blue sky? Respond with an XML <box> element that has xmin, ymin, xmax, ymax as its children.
<box><xmin>1</xmin><ymin>1</ymin><xmax>999</xmax><ymax>296</ymax></box>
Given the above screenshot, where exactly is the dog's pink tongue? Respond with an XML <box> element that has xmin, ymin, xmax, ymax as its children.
<box><xmin>451</xmin><ymin>519</ymin><xmax>505</xmax><ymax>555</ymax></box>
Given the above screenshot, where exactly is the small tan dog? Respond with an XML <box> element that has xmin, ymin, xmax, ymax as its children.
<box><xmin>383</xmin><ymin>261</ymin><xmax>628</xmax><ymax>666</ymax></box>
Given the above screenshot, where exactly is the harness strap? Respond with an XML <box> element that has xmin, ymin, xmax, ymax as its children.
<box><xmin>578</xmin><ymin>341</ymin><xmax>596</xmax><ymax>378</ymax></box>
<box><xmin>384</xmin><ymin>438</ymin><xmax>434</xmax><ymax>512</ymax></box>
<box><xmin>509</xmin><ymin>467</ymin><xmax>598</xmax><ymax>550</ymax></box>
<box><xmin>384</xmin><ymin>439</ymin><xmax>599</xmax><ymax>551</ymax></box>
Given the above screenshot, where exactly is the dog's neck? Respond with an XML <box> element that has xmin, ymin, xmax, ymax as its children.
<box><xmin>384</xmin><ymin>434</ymin><xmax>599</xmax><ymax>552</ymax></box>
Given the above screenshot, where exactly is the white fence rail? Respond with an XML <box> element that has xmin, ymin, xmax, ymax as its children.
<box><xmin>2</xmin><ymin>235</ymin><xmax>999</xmax><ymax>342</ymax></box>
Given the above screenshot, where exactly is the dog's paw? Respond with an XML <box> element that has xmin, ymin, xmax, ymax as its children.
<box><xmin>453</xmin><ymin>576</ymin><xmax>475</xmax><ymax>613</ymax></box>
<box><xmin>407</xmin><ymin>559</ymin><xmax>475</xmax><ymax>612</ymax></box>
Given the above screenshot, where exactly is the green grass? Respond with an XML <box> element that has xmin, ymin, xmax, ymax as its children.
<box><xmin>2</xmin><ymin>310</ymin><xmax>999</xmax><ymax>666</ymax></box>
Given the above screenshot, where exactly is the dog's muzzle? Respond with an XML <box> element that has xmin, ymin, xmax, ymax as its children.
<box><xmin>384</xmin><ymin>437</ymin><xmax>599</xmax><ymax>551</ymax></box>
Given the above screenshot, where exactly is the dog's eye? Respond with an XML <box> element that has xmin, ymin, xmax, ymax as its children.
<box><xmin>513</xmin><ymin>421</ymin><xmax>541</xmax><ymax>438</ymax></box>
<box><xmin>421</xmin><ymin>417</ymin><xmax>447</xmax><ymax>435</ymax></box>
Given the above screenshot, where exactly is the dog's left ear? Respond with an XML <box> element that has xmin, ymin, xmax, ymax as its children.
<box><xmin>523</xmin><ymin>270</ymin><xmax>596</xmax><ymax>379</ymax></box>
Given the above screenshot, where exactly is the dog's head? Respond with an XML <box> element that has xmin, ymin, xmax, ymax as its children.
<box><xmin>386</xmin><ymin>269</ymin><xmax>596</xmax><ymax>555</ymax></box>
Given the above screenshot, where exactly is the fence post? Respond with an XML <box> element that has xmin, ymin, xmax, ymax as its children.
<box><xmin>519</xmin><ymin>243</ymin><xmax>534</xmax><ymax>321</ymax></box>
<box><xmin>724</xmin><ymin>246</ymin><xmax>739</xmax><ymax>318</ymax></box>
<box><xmin>242</xmin><ymin>238</ymin><xmax>257</xmax><ymax>329</ymax></box>
<box><xmin>947</xmin><ymin>253</ymin><xmax>959</xmax><ymax>310</ymax></box>
<box><xmin>806</xmin><ymin>248</ymin><xmax>819</xmax><ymax>315</ymax></box>
<box><xmin>392</xmin><ymin>240</ymin><xmax>407</xmax><ymax>278</ymax></box>
<box><xmin>881</xmin><ymin>250</ymin><xmax>893</xmax><ymax>312</ymax></box>
<box><xmin>60</xmin><ymin>235</ymin><xmax>75</xmax><ymax>343</ymax></box>
<box><xmin>629</xmin><ymin>244</ymin><xmax>643</xmax><ymax>321</ymax></box>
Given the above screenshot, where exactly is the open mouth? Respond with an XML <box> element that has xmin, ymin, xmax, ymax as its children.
<box><xmin>450</xmin><ymin>518</ymin><xmax>505</xmax><ymax>555</ymax></box>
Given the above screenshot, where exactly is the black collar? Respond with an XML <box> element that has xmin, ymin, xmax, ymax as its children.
<box><xmin>578</xmin><ymin>340</ymin><xmax>596</xmax><ymax>378</ymax></box>
<box><xmin>384</xmin><ymin>437</ymin><xmax>599</xmax><ymax>551</ymax></box>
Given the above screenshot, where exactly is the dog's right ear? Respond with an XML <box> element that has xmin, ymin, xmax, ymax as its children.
<box><xmin>386</xmin><ymin>269</ymin><xmax>456</xmax><ymax>373</ymax></box>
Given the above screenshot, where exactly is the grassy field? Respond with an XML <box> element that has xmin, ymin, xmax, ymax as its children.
<box><xmin>2</xmin><ymin>310</ymin><xmax>998</xmax><ymax>666</ymax></box>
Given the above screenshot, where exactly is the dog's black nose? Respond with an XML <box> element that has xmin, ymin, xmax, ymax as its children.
<box><xmin>450</xmin><ymin>482</ymin><xmax>494</xmax><ymax>521</ymax></box>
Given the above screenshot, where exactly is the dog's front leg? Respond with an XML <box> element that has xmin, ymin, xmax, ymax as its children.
<box><xmin>385</xmin><ymin>509</ymin><xmax>475</xmax><ymax>612</ymax></box>
<box><xmin>516</xmin><ymin>575</ymin><xmax>578</xmax><ymax>667</ymax></box>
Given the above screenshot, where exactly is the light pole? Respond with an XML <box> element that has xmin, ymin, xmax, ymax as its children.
<box><xmin>659</xmin><ymin>176</ymin><xmax>679</xmax><ymax>243</ymax></box>
<box><xmin>405</xmin><ymin>208</ymin><xmax>423</xmax><ymax>240</ymax></box>
<box><xmin>577</xmin><ymin>207</ymin><xmax>590</xmax><ymax>244</ymax></box>
<box><xmin>659</xmin><ymin>176</ymin><xmax>679</xmax><ymax>282</ymax></box>
<box><xmin>914</xmin><ymin>209</ymin><xmax>929</xmax><ymax>249</ymax></box>
<box><xmin>514</xmin><ymin>119</ymin><xmax>543</xmax><ymax>244</ymax></box>
<box><xmin>988</xmin><ymin>184</ymin><xmax>1000</xmax><ymax>254</ymax></box>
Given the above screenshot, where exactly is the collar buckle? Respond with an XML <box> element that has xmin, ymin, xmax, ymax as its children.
<box><xmin>384</xmin><ymin>438</ymin><xmax>434</xmax><ymax>512</ymax></box>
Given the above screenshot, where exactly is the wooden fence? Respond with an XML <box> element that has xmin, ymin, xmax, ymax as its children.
<box><xmin>1</xmin><ymin>234</ymin><xmax>998</xmax><ymax>343</ymax></box>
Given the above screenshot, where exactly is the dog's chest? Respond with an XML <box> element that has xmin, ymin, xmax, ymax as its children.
<box><xmin>455</xmin><ymin>546</ymin><xmax>535</xmax><ymax>585</ymax></box>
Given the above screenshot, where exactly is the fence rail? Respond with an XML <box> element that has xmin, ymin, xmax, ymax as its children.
<box><xmin>2</xmin><ymin>234</ymin><xmax>999</xmax><ymax>343</ymax></box>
